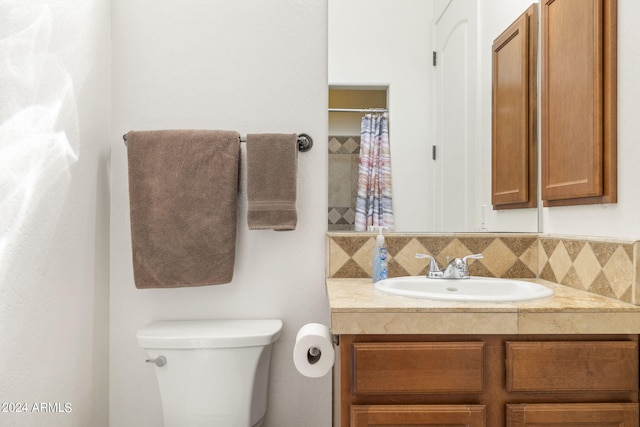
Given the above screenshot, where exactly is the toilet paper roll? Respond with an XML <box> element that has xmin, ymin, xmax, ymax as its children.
<box><xmin>293</xmin><ymin>323</ymin><xmax>335</xmax><ymax>378</ymax></box>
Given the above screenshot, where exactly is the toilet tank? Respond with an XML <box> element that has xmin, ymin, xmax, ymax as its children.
<box><xmin>137</xmin><ymin>319</ymin><xmax>283</xmax><ymax>427</ymax></box>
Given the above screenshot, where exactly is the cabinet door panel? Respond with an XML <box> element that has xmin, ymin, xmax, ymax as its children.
<box><xmin>541</xmin><ymin>0</ymin><xmax>617</xmax><ymax>205</ymax></box>
<box><xmin>507</xmin><ymin>403</ymin><xmax>639</xmax><ymax>426</ymax></box>
<box><xmin>492</xmin><ymin>6</ymin><xmax>537</xmax><ymax>209</ymax></box>
<box><xmin>352</xmin><ymin>342</ymin><xmax>484</xmax><ymax>394</ymax></box>
<box><xmin>352</xmin><ymin>404</ymin><xmax>486</xmax><ymax>427</ymax></box>
<box><xmin>506</xmin><ymin>341</ymin><xmax>638</xmax><ymax>392</ymax></box>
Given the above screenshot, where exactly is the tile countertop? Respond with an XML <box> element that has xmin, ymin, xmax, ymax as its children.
<box><xmin>326</xmin><ymin>278</ymin><xmax>640</xmax><ymax>335</ymax></box>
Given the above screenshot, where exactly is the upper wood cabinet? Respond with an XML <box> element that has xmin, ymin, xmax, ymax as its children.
<box><xmin>541</xmin><ymin>0</ymin><xmax>617</xmax><ymax>206</ymax></box>
<box><xmin>492</xmin><ymin>5</ymin><xmax>538</xmax><ymax>209</ymax></box>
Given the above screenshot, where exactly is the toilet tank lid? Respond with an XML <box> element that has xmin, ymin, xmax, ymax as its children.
<box><xmin>136</xmin><ymin>319</ymin><xmax>283</xmax><ymax>349</ymax></box>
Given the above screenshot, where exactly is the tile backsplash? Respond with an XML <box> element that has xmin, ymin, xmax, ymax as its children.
<box><xmin>327</xmin><ymin>233</ymin><xmax>639</xmax><ymax>305</ymax></box>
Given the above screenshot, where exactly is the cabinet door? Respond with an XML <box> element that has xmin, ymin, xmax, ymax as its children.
<box><xmin>351</xmin><ymin>405</ymin><xmax>485</xmax><ymax>427</ymax></box>
<box><xmin>492</xmin><ymin>5</ymin><xmax>537</xmax><ymax>209</ymax></box>
<box><xmin>541</xmin><ymin>0</ymin><xmax>617</xmax><ymax>206</ymax></box>
<box><xmin>507</xmin><ymin>403</ymin><xmax>639</xmax><ymax>426</ymax></box>
<box><xmin>352</xmin><ymin>342</ymin><xmax>484</xmax><ymax>395</ymax></box>
<box><xmin>506</xmin><ymin>341</ymin><xmax>638</xmax><ymax>392</ymax></box>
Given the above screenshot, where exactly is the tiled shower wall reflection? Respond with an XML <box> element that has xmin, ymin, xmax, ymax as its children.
<box><xmin>327</xmin><ymin>233</ymin><xmax>640</xmax><ymax>305</ymax></box>
<box><xmin>328</xmin><ymin>136</ymin><xmax>360</xmax><ymax>231</ymax></box>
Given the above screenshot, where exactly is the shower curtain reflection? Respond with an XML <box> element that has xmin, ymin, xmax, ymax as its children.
<box><xmin>355</xmin><ymin>113</ymin><xmax>394</xmax><ymax>231</ymax></box>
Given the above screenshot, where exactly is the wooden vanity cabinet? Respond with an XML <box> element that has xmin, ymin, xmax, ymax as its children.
<box><xmin>540</xmin><ymin>0</ymin><xmax>617</xmax><ymax>206</ymax></box>
<box><xmin>339</xmin><ymin>334</ymin><xmax>639</xmax><ymax>427</ymax></box>
<box><xmin>351</xmin><ymin>405</ymin><xmax>485</xmax><ymax>427</ymax></box>
<box><xmin>506</xmin><ymin>403</ymin><xmax>639</xmax><ymax>426</ymax></box>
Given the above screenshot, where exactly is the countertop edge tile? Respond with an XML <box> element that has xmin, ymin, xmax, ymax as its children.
<box><xmin>327</xmin><ymin>278</ymin><xmax>640</xmax><ymax>335</ymax></box>
<box><xmin>331</xmin><ymin>312</ymin><xmax>519</xmax><ymax>335</ymax></box>
<box><xmin>518</xmin><ymin>312</ymin><xmax>640</xmax><ymax>334</ymax></box>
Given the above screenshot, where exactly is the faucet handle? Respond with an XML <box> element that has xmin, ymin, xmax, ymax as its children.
<box><xmin>415</xmin><ymin>253</ymin><xmax>441</xmax><ymax>272</ymax></box>
<box><xmin>460</xmin><ymin>253</ymin><xmax>483</xmax><ymax>276</ymax></box>
<box><xmin>462</xmin><ymin>253</ymin><xmax>484</xmax><ymax>264</ymax></box>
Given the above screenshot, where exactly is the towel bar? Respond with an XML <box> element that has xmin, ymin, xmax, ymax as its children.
<box><xmin>123</xmin><ymin>132</ymin><xmax>313</xmax><ymax>152</ymax></box>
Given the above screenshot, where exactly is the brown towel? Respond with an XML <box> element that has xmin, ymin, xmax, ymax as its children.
<box><xmin>126</xmin><ymin>130</ymin><xmax>240</xmax><ymax>288</ymax></box>
<box><xmin>246</xmin><ymin>133</ymin><xmax>298</xmax><ymax>230</ymax></box>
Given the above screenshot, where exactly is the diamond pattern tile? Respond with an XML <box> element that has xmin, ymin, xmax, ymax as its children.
<box><xmin>437</xmin><ymin>239</ymin><xmax>470</xmax><ymax>266</ymax></box>
<box><xmin>416</xmin><ymin>236</ymin><xmax>455</xmax><ymax>259</ymax></box>
<box><xmin>327</xmin><ymin>234</ymin><xmax>638</xmax><ymax>305</ymax></box>
<box><xmin>519</xmin><ymin>242</ymin><xmax>538</xmax><ymax>275</ymax></box>
<box><xmin>334</xmin><ymin>259</ymin><xmax>368</xmax><ymax>278</ymax></box>
<box><xmin>591</xmin><ymin>241</ymin><xmax>620</xmax><ymax>267</ymax></box>
<box><xmin>602</xmin><ymin>246</ymin><xmax>633</xmax><ymax>298</ymax></box>
<box><xmin>388</xmin><ymin>259</ymin><xmax>410</xmax><ymax>278</ymax></box>
<box><xmin>332</xmin><ymin>235</ymin><xmax>371</xmax><ymax>256</ymax></box>
<box><xmin>502</xmin><ymin>237</ymin><xmax>538</xmax><ymax>258</ymax></box>
<box><xmin>328</xmin><ymin>137</ymin><xmax>342</xmax><ymax>154</ymax></box>
<box><xmin>459</xmin><ymin>236</ymin><xmax>495</xmax><ymax>254</ymax></box>
<box><xmin>636</xmin><ymin>242</ymin><xmax>640</xmax><ymax>305</ymax></box>
<box><xmin>537</xmin><ymin>240</ymin><xmax>549</xmax><ymax>276</ymax></box>
<box><xmin>328</xmin><ymin>208</ymin><xmax>342</xmax><ymax>225</ymax></box>
<box><xmin>481</xmin><ymin>239</ymin><xmax>518</xmax><ymax>277</ymax></box>
<box><xmin>352</xmin><ymin>238</ymin><xmax>376</xmax><ymax>275</ymax></box>
<box><xmin>328</xmin><ymin>239</ymin><xmax>350</xmax><ymax>277</ymax></box>
<box><xmin>343</xmin><ymin>137</ymin><xmax>360</xmax><ymax>154</ymax></box>
<box><xmin>394</xmin><ymin>238</ymin><xmax>429</xmax><ymax>276</ymax></box>
<box><xmin>386</xmin><ymin>237</ymin><xmax>413</xmax><ymax>259</ymax></box>
<box><xmin>540</xmin><ymin>238</ymin><xmax>561</xmax><ymax>258</ymax></box>
<box><xmin>563</xmin><ymin>239</ymin><xmax>586</xmax><ymax>261</ymax></box>
<box><xmin>539</xmin><ymin>263</ymin><xmax>557</xmax><ymax>283</ymax></box>
<box><xmin>343</xmin><ymin>208</ymin><xmax>356</xmax><ymax>225</ymax></box>
<box><xmin>327</xmin><ymin>207</ymin><xmax>356</xmax><ymax>226</ymax></box>
<box><xmin>588</xmin><ymin>272</ymin><xmax>617</xmax><ymax>299</ymax></box>
<box><xmin>573</xmin><ymin>243</ymin><xmax>602</xmax><ymax>289</ymax></box>
<box><xmin>548</xmin><ymin>242</ymin><xmax>572</xmax><ymax>283</ymax></box>
<box><xmin>503</xmin><ymin>259</ymin><xmax>537</xmax><ymax>279</ymax></box>
<box><xmin>561</xmin><ymin>267</ymin><xmax>583</xmax><ymax>290</ymax></box>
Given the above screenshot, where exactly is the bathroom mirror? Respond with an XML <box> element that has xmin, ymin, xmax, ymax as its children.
<box><xmin>328</xmin><ymin>0</ymin><xmax>540</xmax><ymax>233</ymax></box>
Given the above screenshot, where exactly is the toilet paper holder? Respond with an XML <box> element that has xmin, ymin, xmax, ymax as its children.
<box><xmin>307</xmin><ymin>347</ymin><xmax>321</xmax><ymax>365</ymax></box>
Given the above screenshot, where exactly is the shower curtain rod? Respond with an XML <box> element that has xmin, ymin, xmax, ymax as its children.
<box><xmin>328</xmin><ymin>108</ymin><xmax>388</xmax><ymax>113</ymax></box>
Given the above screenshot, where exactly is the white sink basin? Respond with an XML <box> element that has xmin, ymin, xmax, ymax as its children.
<box><xmin>374</xmin><ymin>276</ymin><xmax>554</xmax><ymax>302</ymax></box>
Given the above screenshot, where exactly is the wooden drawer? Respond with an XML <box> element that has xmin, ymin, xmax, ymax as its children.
<box><xmin>506</xmin><ymin>341</ymin><xmax>638</xmax><ymax>392</ymax></box>
<box><xmin>351</xmin><ymin>404</ymin><xmax>486</xmax><ymax>427</ymax></box>
<box><xmin>507</xmin><ymin>403</ymin><xmax>639</xmax><ymax>426</ymax></box>
<box><xmin>352</xmin><ymin>342</ymin><xmax>484</xmax><ymax>395</ymax></box>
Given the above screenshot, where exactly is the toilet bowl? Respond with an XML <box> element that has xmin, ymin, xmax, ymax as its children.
<box><xmin>137</xmin><ymin>319</ymin><xmax>283</xmax><ymax>427</ymax></box>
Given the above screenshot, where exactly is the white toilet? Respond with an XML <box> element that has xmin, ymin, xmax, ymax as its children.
<box><xmin>137</xmin><ymin>319</ymin><xmax>283</xmax><ymax>427</ymax></box>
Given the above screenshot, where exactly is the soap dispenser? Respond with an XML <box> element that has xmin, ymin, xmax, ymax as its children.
<box><xmin>371</xmin><ymin>227</ymin><xmax>388</xmax><ymax>283</ymax></box>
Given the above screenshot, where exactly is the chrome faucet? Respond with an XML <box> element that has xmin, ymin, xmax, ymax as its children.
<box><xmin>415</xmin><ymin>253</ymin><xmax>484</xmax><ymax>279</ymax></box>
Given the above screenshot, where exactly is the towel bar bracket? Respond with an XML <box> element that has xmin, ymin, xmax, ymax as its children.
<box><xmin>123</xmin><ymin>132</ymin><xmax>313</xmax><ymax>152</ymax></box>
<box><xmin>297</xmin><ymin>133</ymin><xmax>313</xmax><ymax>152</ymax></box>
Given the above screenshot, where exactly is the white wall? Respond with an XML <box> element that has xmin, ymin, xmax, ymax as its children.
<box><xmin>0</xmin><ymin>0</ymin><xmax>110</xmax><ymax>426</ymax></box>
<box><xmin>540</xmin><ymin>0</ymin><xmax>640</xmax><ymax>239</ymax></box>
<box><xmin>109</xmin><ymin>1</ymin><xmax>329</xmax><ymax>426</ymax></box>
<box><xmin>329</xmin><ymin>0</ymin><xmax>433</xmax><ymax>232</ymax></box>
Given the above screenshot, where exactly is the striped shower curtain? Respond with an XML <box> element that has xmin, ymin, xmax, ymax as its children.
<box><xmin>354</xmin><ymin>113</ymin><xmax>394</xmax><ymax>231</ymax></box>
